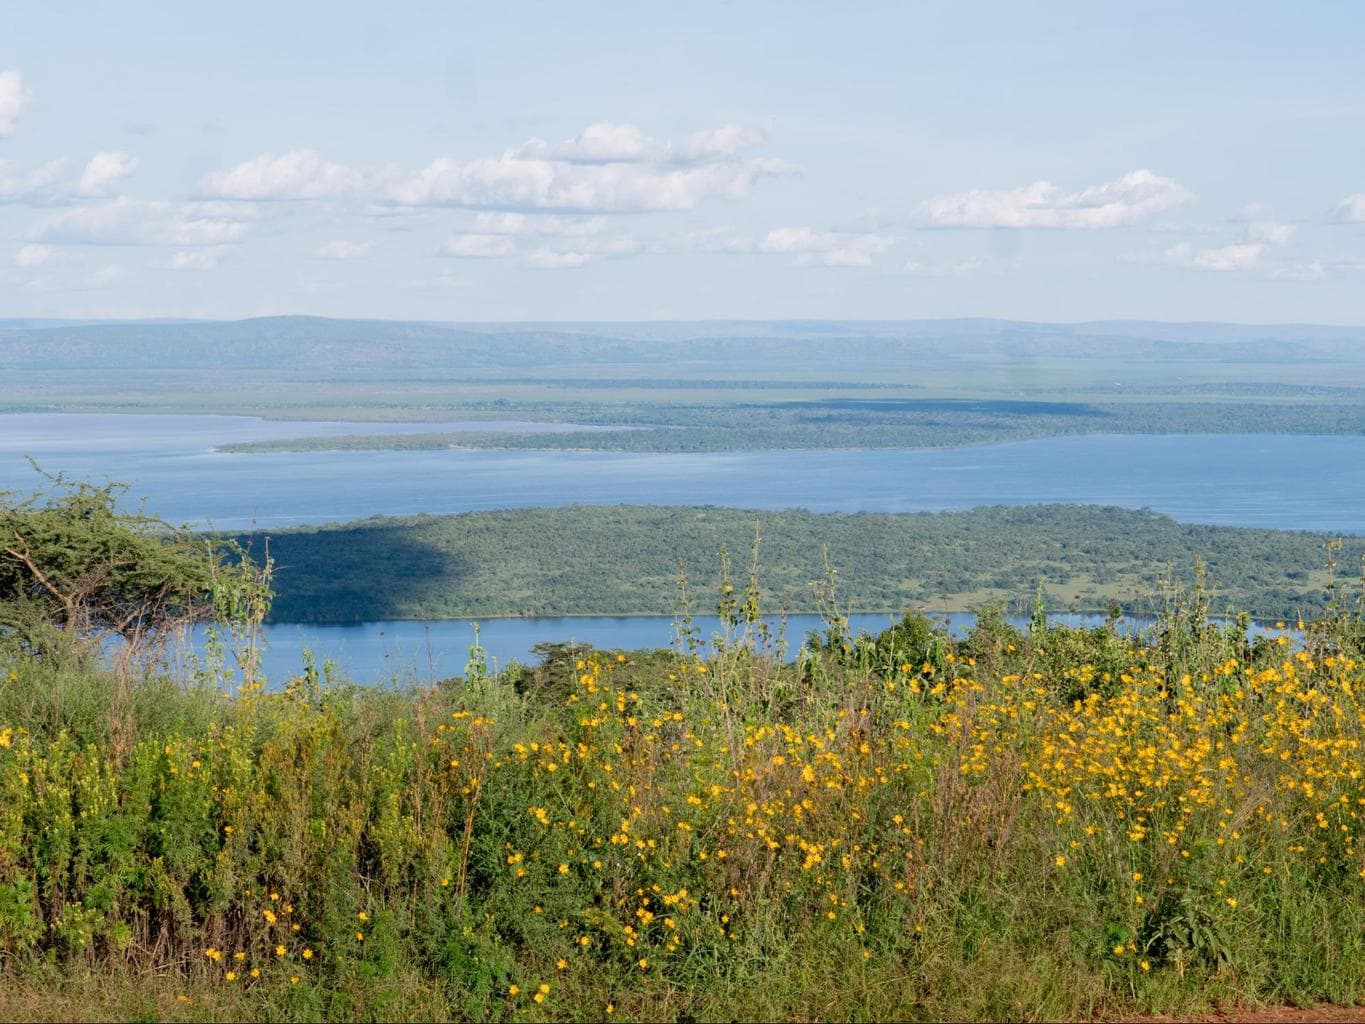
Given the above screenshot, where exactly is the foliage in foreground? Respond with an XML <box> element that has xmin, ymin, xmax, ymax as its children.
<box><xmin>1</xmin><ymin>473</ymin><xmax>269</xmax><ymax>668</ymax></box>
<box><xmin>4</xmin><ymin>602</ymin><xmax>1365</xmax><ymax>1021</ymax></box>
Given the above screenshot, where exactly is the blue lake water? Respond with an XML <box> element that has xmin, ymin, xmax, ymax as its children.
<box><xmin>182</xmin><ymin>611</ymin><xmax>1132</xmax><ymax>687</ymax></box>
<box><xmin>178</xmin><ymin>611</ymin><xmax>1291</xmax><ymax>687</ymax></box>
<box><xmin>1</xmin><ymin>413</ymin><xmax>1363</xmax><ymax>533</ymax></box>
<box><xmin>1</xmin><ymin>413</ymin><xmax>1351</xmax><ymax>681</ymax></box>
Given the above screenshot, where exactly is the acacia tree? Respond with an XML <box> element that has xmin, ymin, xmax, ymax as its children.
<box><xmin>0</xmin><ymin>471</ymin><xmax>270</xmax><ymax>670</ymax></box>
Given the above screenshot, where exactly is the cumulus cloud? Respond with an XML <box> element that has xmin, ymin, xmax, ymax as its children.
<box><xmin>756</xmin><ymin>226</ymin><xmax>893</xmax><ymax>266</ymax></box>
<box><xmin>199</xmin><ymin>149</ymin><xmax>368</xmax><ymax>200</ymax></box>
<box><xmin>0</xmin><ymin>158</ymin><xmax>69</xmax><ymax>201</ymax></box>
<box><xmin>313</xmin><ymin>239</ymin><xmax>375</xmax><ymax>260</ymax></box>
<box><xmin>29</xmin><ymin>197</ymin><xmax>255</xmax><ymax>246</ymax></box>
<box><xmin>13</xmin><ymin>243</ymin><xmax>61</xmax><ymax>268</ymax></box>
<box><xmin>520</xmin><ymin>234</ymin><xmax>642</xmax><ymax>267</ymax></box>
<box><xmin>1332</xmin><ymin>194</ymin><xmax>1365</xmax><ymax>223</ymax></box>
<box><xmin>1272</xmin><ymin>260</ymin><xmax>1326</xmax><ymax>281</ymax></box>
<box><xmin>1271</xmin><ymin>258</ymin><xmax>1365</xmax><ymax>281</ymax></box>
<box><xmin>1246</xmin><ymin>220</ymin><xmax>1295</xmax><ymax>245</ymax></box>
<box><xmin>524</xmin><ymin>122</ymin><xmax>656</xmax><ymax>162</ymax></box>
<box><xmin>164</xmin><ymin>248</ymin><xmax>232</xmax><ymax>271</ymax></box>
<box><xmin>920</xmin><ymin>169</ymin><xmax>1194</xmax><ymax>229</ymax></box>
<box><xmin>676</xmin><ymin>124</ymin><xmax>768</xmax><ymax>161</ymax></box>
<box><xmin>1127</xmin><ymin>209</ymin><xmax>1295</xmax><ymax>273</ymax></box>
<box><xmin>516</xmin><ymin>122</ymin><xmax>769</xmax><ymax>164</ymax></box>
<box><xmin>77</xmin><ymin>151</ymin><xmax>139</xmax><ymax>196</ymax></box>
<box><xmin>2</xmin><ymin>153</ymin><xmax>140</xmax><ymax>203</ymax></box>
<box><xmin>0</xmin><ymin>70</ymin><xmax>30</xmax><ymax>137</ymax></box>
<box><xmin>437</xmin><ymin>233</ymin><xmax>518</xmax><ymax>258</ymax></box>
<box><xmin>389</xmin><ymin>152</ymin><xmax>793</xmax><ymax>212</ymax></box>
<box><xmin>1156</xmin><ymin>242</ymin><xmax>1266</xmax><ymax>271</ymax></box>
<box><xmin>700</xmin><ymin>226</ymin><xmax>892</xmax><ymax>267</ymax></box>
<box><xmin>525</xmin><ymin>249</ymin><xmax>592</xmax><ymax>269</ymax></box>
<box><xmin>199</xmin><ymin>124</ymin><xmax>787</xmax><ymax>215</ymax></box>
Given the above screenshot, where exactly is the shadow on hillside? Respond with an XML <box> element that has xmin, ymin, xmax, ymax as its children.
<box><xmin>235</xmin><ymin>525</ymin><xmax>467</xmax><ymax>624</ymax></box>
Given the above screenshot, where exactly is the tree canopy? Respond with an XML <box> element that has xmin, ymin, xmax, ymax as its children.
<box><xmin>0</xmin><ymin>471</ymin><xmax>269</xmax><ymax>664</ymax></box>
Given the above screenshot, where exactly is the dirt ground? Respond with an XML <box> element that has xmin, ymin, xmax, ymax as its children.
<box><xmin>1130</xmin><ymin>1006</ymin><xmax>1365</xmax><ymax>1023</ymax></box>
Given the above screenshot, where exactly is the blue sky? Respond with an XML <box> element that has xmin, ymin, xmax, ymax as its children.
<box><xmin>3</xmin><ymin>0</ymin><xmax>1363</xmax><ymax>322</ymax></box>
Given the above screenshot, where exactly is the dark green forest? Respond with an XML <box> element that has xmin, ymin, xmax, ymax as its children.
<box><xmin>238</xmin><ymin>504</ymin><xmax>1365</xmax><ymax>623</ymax></box>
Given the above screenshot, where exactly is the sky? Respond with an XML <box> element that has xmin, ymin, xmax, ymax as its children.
<box><xmin>2</xmin><ymin>0</ymin><xmax>1364</xmax><ymax>323</ymax></box>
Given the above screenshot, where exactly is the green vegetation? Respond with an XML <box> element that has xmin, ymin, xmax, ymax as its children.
<box><xmin>242</xmin><ymin>504</ymin><xmax>1365</xmax><ymax>623</ymax></box>
<box><xmin>5</xmin><ymin>580</ymin><xmax>1365</xmax><ymax>1020</ymax></box>
<box><xmin>7</xmin><ymin>474</ymin><xmax>1365</xmax><ymax>1020</ymax></box>
<box><xmin>1</xmin><ymin>474</ymin><xmax>269</xmax><ymax>667</ymax></box>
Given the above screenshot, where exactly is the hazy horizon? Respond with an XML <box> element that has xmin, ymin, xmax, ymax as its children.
<box><xmin>7</xmin><ymin>314</ymin><xmax>1365</xmax><ymax>331</ymax></box>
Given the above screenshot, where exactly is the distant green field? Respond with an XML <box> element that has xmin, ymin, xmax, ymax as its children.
<box><xmin>236</xmin><ymin>504</ymin><xmax>1364</xmax><ymax>622</ymax></box>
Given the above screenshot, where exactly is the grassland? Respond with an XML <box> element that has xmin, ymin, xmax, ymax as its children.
<box><xmin>4</xmin><ymin>597</ymin><xmax>1365</xmax><ymax>1021</ymax></box>
<box><xmin>241</xmin><ymin>504</ymin><xmax>1364</xmax><ymax>623</ymax></box>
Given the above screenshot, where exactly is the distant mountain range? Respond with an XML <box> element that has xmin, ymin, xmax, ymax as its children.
<box><xmin>5</xmin><ymin>315</ymin><xmax>1365</xmax><ymax>376</ymax></box>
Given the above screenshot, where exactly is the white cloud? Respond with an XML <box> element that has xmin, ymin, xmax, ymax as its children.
<box><xmin>1332</xmin><ymin>194</ymin><xmax>1365</xmax><ymax>223</ymax></box>
<box><xmin>1129</xmin><ymin>210</ymin><xmax>1293</xmax><ymax>273</ymax></box>
<box><xmin>517</xmin><ymin>122</ymin><xmax>768</xmax><ymax>164</ymax></box>
<box><xmin>1272</xmin><ymin>260</ymin><xmax>1326</xmax><ymax>281</ymax></box>
<box><xmin>535</xmin><ymin>122</ymin><xmax>655</xmax><ymax>162</ymax></box>
<box><xmin>13</xmin><ymin>243</ymin><xmax>61</xmax><ymax>268</ymax></box>
<box><xmin>389</xmin><ymin>152</ymin><xmax>793</xmax><ymax>212</ymax></box>
<box><xmin>77</xmin><ymin>151</ymin><xmax>139</xmax><ymax>196</ymax></box>
<box><xmin>1271</xmin><ymin>258</ymin><xmax>1365</xmax><ymax>281</ymax></box>
<box><xmin>29</xmin><ymin>197</ymin><xmax>255</xmax><ymax>246</ymax></box>
<box><xmin>198</xmin><ymin>125</ymin><xmax>788</xmax><ymax>215</ymax></box>
<box><xmin>525</xmin><ymin>249</ymin><xmax>592</xmax><ymax>269</ymax></box>
<box><xmin>199</xmin><ymin>149</ymin><xmax>368</xmax><ymax>200</ymax></box>
<box><xmin>726</xmin><ymin>226</ymin><xmax>894</xmax><ymax>267</ymax></box>
<box><xmin>164</xmin><ymin>247</ymin><xmax>232</xmax><ymax>271</ymax></box>
<box><xmin>0</xmin><ymin>70</ymin><xmax>30</xmax><ymax>138</ymax></box>
<box><xmin>437</xmin><ymin>233</ymin><xmax>518</xmax><ymax>258</ymax></box>
<box><xmin>0</xmin><ymin>158</ymin><xmax>69</xmax><ymax>201</ymax></box>
<box><xmin>313</xmin><ymin>239</ymin><xmax>375</xmax><ymax>260</ymax></box>
<box><xmin>676</xmin><ymin>124</ymin><xmax>768</xmax><ymax>161</ymax></box>
<box><xmin>1158</xmin><ymin>241</ymin><xmax>1266</xmax><ymax>271</ymax></box>
<box><xmin>1246</xmin><ymin>221</ymin><xmax>1295</xmax><ymax>245</ymax></box>
<box><xmin>904</xmin><ymin>257</ymin><xmax>985</xmax><ymax>275</ymax></box>
<box><xmin>920</xmin><ymin>169</ymin><xmax>1194</xmax><ymax>229</ymax></box>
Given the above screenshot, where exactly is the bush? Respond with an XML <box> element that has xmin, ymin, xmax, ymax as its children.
<box><xmin>3</xmin><ymin>605</ymin><xmax>1365</xmax><ymax>1020</ymax></box>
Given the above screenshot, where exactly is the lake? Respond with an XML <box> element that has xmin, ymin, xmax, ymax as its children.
<box><xmin>6</xmin><ymin>412</ymin><xmax>1333</xmax><ymax>683</ymax></box>
<box><xmin>171</xmin><ymin>611</ymin><xmax>1294</xmax><ymax>686</ymax></box>
<box><xmin>2</xmin><ymin>413</ymin><xmax>1363</xmax><ymax>533</ymax></box>
<box><xmin>179</xmin><ymin>611</ymin><xmax>1131</xmax><ymax>686</ymax></box>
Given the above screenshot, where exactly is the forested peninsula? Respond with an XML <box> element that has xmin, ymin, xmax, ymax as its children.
<box><xmin>239</xmin><ymin>504</ymin><xmax>1364</xmax><ymax>623</ymax></box>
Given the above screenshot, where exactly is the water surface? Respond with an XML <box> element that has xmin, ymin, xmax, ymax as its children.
<box><xmin>182</xmin><ymin>611</ymin><xmax>1126</xmax><ymax>686</ymax></box>
<box><xmin>2</xmin><ymin>414</ymin><xmax>1362</xmax><ymax>533</ymax></box>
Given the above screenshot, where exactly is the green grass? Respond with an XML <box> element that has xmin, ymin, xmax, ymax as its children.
<box><xmin>4</xmin><ymin>594</ymin><xmax>1365</xmax><ymax>1021</ymax></box>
